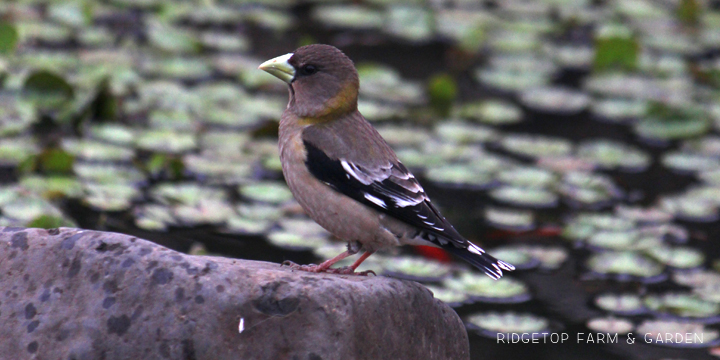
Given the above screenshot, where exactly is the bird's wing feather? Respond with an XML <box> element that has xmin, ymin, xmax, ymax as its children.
<box><xmin>303</xmin><ymin>139</ymin><xmax>467</xmax><ymax>248</ymax></box>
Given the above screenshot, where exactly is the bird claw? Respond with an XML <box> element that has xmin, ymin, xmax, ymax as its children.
<box><xmin>281</xmin><ymin>261</ymin><xmax>376</xmax><ymax>276</ymax></box>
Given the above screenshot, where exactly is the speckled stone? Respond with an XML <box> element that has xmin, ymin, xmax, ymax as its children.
<box><xmin>0</xmin><ymin>227</ymin><xmax>469</xmax><ymax>360</ymax></box>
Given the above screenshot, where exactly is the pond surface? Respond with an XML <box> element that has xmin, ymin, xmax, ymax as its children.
<box><xmin>2</xmin><ymin>1</ymin><xmax>720</xmax><ymax>359</ymax></box>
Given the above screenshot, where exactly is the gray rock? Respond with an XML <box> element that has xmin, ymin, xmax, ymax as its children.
<box><xmin>0</xmin><ymin>227</ymin><xmax>469</xmax><ymax>360</ymax></box>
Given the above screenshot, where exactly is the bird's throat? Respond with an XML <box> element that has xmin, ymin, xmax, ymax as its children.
<box><xmin>296</xmin><ymin>83</ymin><xmax>358</xmax><ymax>126</ymax></box>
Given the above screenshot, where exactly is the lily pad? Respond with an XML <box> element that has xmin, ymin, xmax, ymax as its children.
<box><xmin>586</xmin><ymin>251</ymin><xmax>665</xmax><ymax>282</ymax></box>
<box><xmin>239</xmin><ymin>182</ymin><xmax>293</xmax><ymax>204</ymax></box>
<box><xmin>466</xmin><ymin>312</ymin><xmax>550</xmax><ymax>338</ymax></box>
<box><xmin>586</xmin><ymin>317</ymin><xmax>633</xmax><ymax>334</ymax></box>
<box><xmin>644</xmin><ymin>293</ymin><xmax>720</xmax><ymax>321</ymax></box>
<box><xmin>382</xmin><ymin>256</ymin><xmax>454</xmax><ymax>282</ymax></box>
<box><xmin>595</xmin><ymin>293</ymin><xmax>646</xmax><ymax>315</ymax></box>
<box><xmin>490</xmin><ymin>186</ymin><xmax>558</xmax><ymax>208</ymax></box>
<box><xmin>424</xmin><ymin>285</ymin><xmax>470</xmax><ymax>307</ymax></box>
<box><xmin>443</xmin><ymin>271</ymin><xmax>530</xmax><ymax>303</ymax></box>
<box><xmin>266</xmin><ymin>231</ymin><xmax>328</xmax><ymax>251</ymax></box>
<box><xmin>484</xmin><ymin>207</ymin><xmax>535</xmax><ymax>232</ymax></box>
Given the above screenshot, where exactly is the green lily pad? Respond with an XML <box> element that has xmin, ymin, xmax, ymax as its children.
<box><xmin>0</xmin><ymin>137</ymin><xmax>39</xmax><ymax>165</ymax></box>
<box><xmin>1</xmin><ymin>196</ymin><xmax>63</xmax><ymax>222</ymax></box>
<box><xmin>435</xmin><ymin>121</ymin><xmax>499</xmax><ymax>144</ymax></box>
<box><xmin>239</xmin><ymin>182</ymin><xmax>293</xmax><ymax>204</ymax></box>
<box><xmin>501</xmin><ymin>135</ymin><xmax>573</xmax><ymax>159</ymax></box>
<box><xmin>662</xmin><ymin>152</ymin><xmax>720</xmax><ymax>173</ymax></box>
<box><xmin>266</xmin><ymin>231</ymin><xmax>328</xmax><ymax>251</ymax></box>
<box><xmin>173</xmin><ymin>199</ymin><xmax>234</xmax><ymax>226</ymax></box>
<box><xmin>595</xmin><ymin>293</ymin><xmax>646</xmax><ymax>315</ymax></box>
<box><xmin>221</xmin><ymin>215</ymin><xmax>270</xmax><ymax>235</ymax></box>
<box><xmin>0</xmin><ymin>22</ymin><xmax>19</xmax><ymax>54</ymax></box>
<box><xmin>62</xmin><ymin>139</ymin><xmax>134</xmax><ymax>162</ymax></box>
<box><xmin>151</xmin><ymin>183</ymin><xmax>227</xmax><ymax>206</ymax></box>
<box><xmin>577</xmin><ymin>140</ymin><xmax>651</xmax><ymax>172</ymax></box>
<box><xmin>490</xmin><ymin>186</ymin><xmax>558</xmax><ymax>208</ymax></box>
<box><xmin>454</xmin><ymin>100</ymin><xmax>523</xmax><ymax>125</ymax></box>
<box><xmin>312</xmin><ymin>5</ymin><xmax>384</xmax><ymax>30</ymax></box>
<box><xmin>19</xmin><ymin>176</ymin><xmax>83</xmax><ymax>199</ymax></box>
<box><xmin>484</xmin><ymin>207</ymin><xmax>534</xmax><ymax>231</ymax></box>
<box><xmin>645</xmin><ymin>245</ymin><xmax>705</xmax><ymax>269</ymax></box>
<box><xmin>591</xmin><ymin>98</ymin><xmax>648</xmax><ymax>122</ymax></box>
<box><xmin>466</xmin><ymin>312</ymin><xmax>549</xmax><ymax>336</ymax></box>
<box><xmin>384</xmin><ymin>6</ymin><xmax>433</xmax><ymax>43</ymax></box>
<box><xmin>23</xmin><ymin>70</ymin><xmax>75</xmax><ymax>110</ymax></box>
<box><xmin>357</xmin><ymin>63</ymin><xmax>424</xmax><ymax>104</ymax></box>
<box><xmin>82</xmin><ymin>183</ymin><xmax>140</xmax><ymax>211</ymax></box>
<box><xmin>134</xmin><ymin>204</ymin><xmax>175</xmax><ymax>231</ymax></box>
<box><xmin>425</xmin><ymin>165</ymin><xmax>495</xmax><ymax>189</ymax></box>
<box><xmin>443</xmin><ymin>271</ymin><xmax>530</xmax><ymax>303</ymax></box>
<box><xmin>559</xmin><ymin>171</ymin><xmax>622</xmax><ymax>207</ymax></box>
<box><xmin>637</xmin><ymin>118</ymin><xmax>711</xmax><ymax>143</ymax></box>
<box><xmin>424</xmin><ymin>285</ymin><xmax>469</xmax><ymax>307</ymax></box>
<box><xmin>136</xmin><ymin>130</ymin><xmax>197</xmax><ymax>153</ymax></box>
<box><xmin>644</xmin><ymin>293</ymin><xmax>720</xmax><ymax>320</ymax></box>
<box><xmin>586</xmin><ymin>251</ymin><xmax>665</xmax><ymax>281</ymax></box>
<box><xmin>496</xmin><ymin>167</ymin><xmax>556</xmax><ymax>188</ymax></box>
<box><xmin>520</xmin><ymin>87</ymin><xmax>591</xmax><ymax>114</ymax></box>
<box><xmin>147</xmin><ymin>19</ymin><xmax>199</xmax><ymax>53</ymax></box>
<box><xmin>382</xmin><ymin>256</ymin><xmax>453</xmax><ymax>281</ymax></box>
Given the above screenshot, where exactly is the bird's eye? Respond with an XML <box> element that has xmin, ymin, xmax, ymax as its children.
<box><xmin>299</xmin><ymin>64</ymin><xmax>318</xmax><ymax>76</ymax></box>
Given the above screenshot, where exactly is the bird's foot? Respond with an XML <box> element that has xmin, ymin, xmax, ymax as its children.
<box><xmin>281</xmin><ymin>261</ymin><xmax>375</xmax><ymax>276</ymax></box>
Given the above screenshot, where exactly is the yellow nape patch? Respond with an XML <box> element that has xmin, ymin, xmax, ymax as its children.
<box><xmin>298</xmin><ymin>82</ymin><xmax>357</xmax><ymax>125</ymax></box>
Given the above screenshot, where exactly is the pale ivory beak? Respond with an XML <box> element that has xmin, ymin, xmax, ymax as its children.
<box><xmin>258</xmin><ymin>53</ymin><xmax>295</xmax><ymax>83</ymax></box>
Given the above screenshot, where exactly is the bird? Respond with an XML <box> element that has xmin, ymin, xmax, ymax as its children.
<box><xmin>258</xmin><ymin>44</ymin><xmax>515</xmax><ymax>279</ymax></box>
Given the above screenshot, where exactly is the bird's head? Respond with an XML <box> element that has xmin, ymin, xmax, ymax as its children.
<box><xmin>259</xmin><ymin>44</ymin><xmax>359</xmax><ymax>120</ymax></box>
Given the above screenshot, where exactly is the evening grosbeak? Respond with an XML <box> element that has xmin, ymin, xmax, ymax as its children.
<box><xmin>258</xmin><ymin>44</ymin><xmax>515</xmax><ymax>279</ymax></box>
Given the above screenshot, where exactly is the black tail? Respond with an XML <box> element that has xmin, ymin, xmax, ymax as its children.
<box><xmin>443</xmin><ymin>243</ymin><xmax>515</xmax><ymax>280</ymax></box>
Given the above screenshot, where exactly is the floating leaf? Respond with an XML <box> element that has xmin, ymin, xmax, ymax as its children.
<box><xmin>23</xmin><ymin>70</ymin><xmax>75</xmax><ymax>110</ymax></box>
<box><xmin>466</xmin><ymin>312</ymin><xmax>549</xmax><ymax>337</ymax></box>
<box><xmin>0</xmin><ymin>22</ymin><xmax>19</xmax><ymax>54</ymax></box>
<box><xmin>428</xmin><ymin>74</ymin><xmax>457</xmax><ymax>117</ymax></box>
<box><xmin>27</xmin><ymin>214</ymin><xmax>76</xmax><ymax>229</ymax></box>
<box><xmin>594</xmin><ymin>24</ymin><xmax>638</xmax><ymax>72</ymax></box>
<box><xmin>147</xmin><ymin>19</ymin><xmax>199</xmax><ymax>53</ymax></box>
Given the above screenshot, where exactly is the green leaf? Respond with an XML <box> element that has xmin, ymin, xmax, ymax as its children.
<box><xmin>677</xmin><ymin>0</ymin><xmax>700</xmax><ymax>26</ymax></box>
<box><xmin>23</xmin><ymin>70</ymin><xmax>75</xmax><ymax>110</ymax></box>
<box><xmin>0</xmin><ymin>22</ymin><xmax>19</xmax><ymax>54</ymax></box>
<box><xmin>427</xmin><ymin>74</ymin><xmax>457</xmax><ymax>117</ymax></box>
<box><xmin>144</xmin><ymin>153</ymin><xmax>184</xmax><ymax>179</ymax></box>
<box><xmin>27</xmin><ymin>214</ymin><xmax>76</xmax><ymax>229</ymax></box>
<box><xmin>38</xmin><ymin>148</ymin><xmax>75</xmax><ymax>174</ymax></box>
<box><xmin>147</xmin><ymin>19</ymin><xmax>199</xmax><ymax>53</ymax></box>
<box><xmin>593</xmin><ymin>25</ymin><xmax>638</xmax><ymax>72</ymax></box>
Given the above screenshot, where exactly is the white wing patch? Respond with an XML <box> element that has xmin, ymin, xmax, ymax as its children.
<box><xmin>341</xmin><ymin>159</ymin><xmax>426</xmax><ymax>208</ymax></box>
<box><xmin>341</xmin><ymin>160</ymin><xmax>372</xmax><ymax>185</ymax></box>
<box><xmin>390</xmin><ymin>194</ymin><xmax>424</xmax><ymax>208</ymax></box>
<box><xmin>467</xmin><ymin>243</ymin><xmax>485</xmax><ymax>255</ymax></box>
<box><xmin>497</xmin><ymin>260</ymin><xmax>516</xmax><ymax>271</ymax></box>
<box><xmin>363</xmin><ymin>193</ymin><xmax>387</xmax><ymax>209</ymax></box>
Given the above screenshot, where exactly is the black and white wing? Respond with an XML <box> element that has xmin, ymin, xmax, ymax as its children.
<box><xmin>303</xmin><ymin>140</ymin><xmax>514</xmax><ymax>279</ymax></box>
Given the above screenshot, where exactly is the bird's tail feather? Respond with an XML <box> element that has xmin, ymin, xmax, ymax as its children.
<box><xmin>443</xmin><ymin>243</ymin><xmax>515</xmax><ymax>280</ymax></box>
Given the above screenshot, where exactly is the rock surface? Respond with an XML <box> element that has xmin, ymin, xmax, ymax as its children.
<box><xmin>0</xmin><ymin>227</ymin><xmax>469</xmax><ymax>360</ymax></box>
